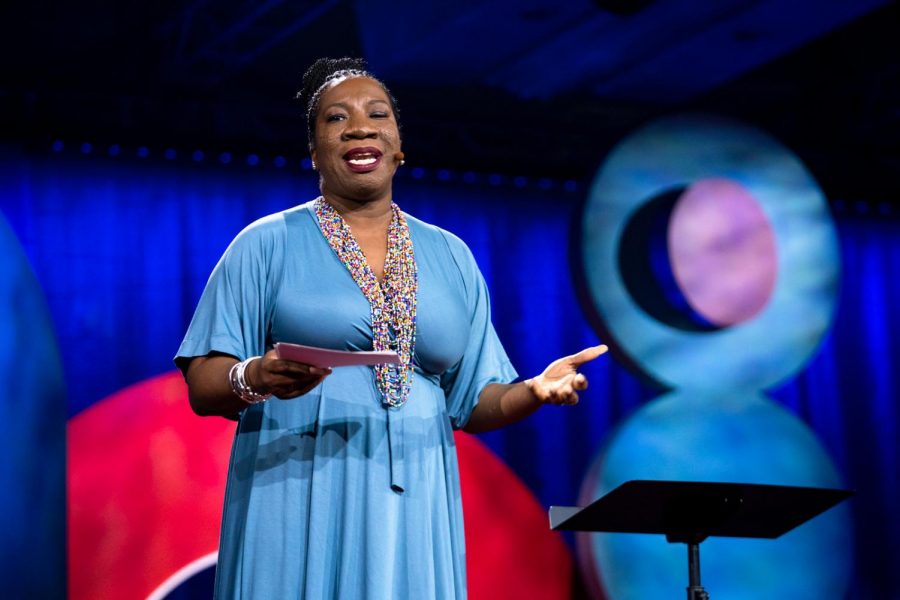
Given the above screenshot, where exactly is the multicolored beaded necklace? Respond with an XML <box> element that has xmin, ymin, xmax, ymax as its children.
<box><xmin>314</xmin><ymin>197</ymin><xmax>417</xmax><ymax>408</ymax></box>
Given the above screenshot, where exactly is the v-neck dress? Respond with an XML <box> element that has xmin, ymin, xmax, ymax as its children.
<box><xmin>175</xmin><ymin>200</ymin><xmax>517</xmax><ymax>599</ymax></box>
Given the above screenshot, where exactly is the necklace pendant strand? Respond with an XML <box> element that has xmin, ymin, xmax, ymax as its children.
<box><xmin>314</xmin><ymin>197</ymin><xmax>418</xmax><ymax>408</ymax></box>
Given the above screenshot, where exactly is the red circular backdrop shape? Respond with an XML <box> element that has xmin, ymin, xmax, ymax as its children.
<box><xmin>68</xmin><ymin>372</ymin><xmax>571</xmax><ymax>599</ymax></box>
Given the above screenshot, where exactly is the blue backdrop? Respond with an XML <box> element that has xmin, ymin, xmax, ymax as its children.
<box><xmin>1</xmin><ymin>143</ymin><xmax>897</xmax><ymax>598</ymax></box>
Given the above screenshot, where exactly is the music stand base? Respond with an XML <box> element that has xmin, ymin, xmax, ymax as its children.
<box><xmin>688</xmin><ymin>585</ymin><xmax>710</xmax><ymax>600</ymax></box>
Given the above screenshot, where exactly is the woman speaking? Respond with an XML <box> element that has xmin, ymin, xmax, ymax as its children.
<box><xmin>176</xmin><ymin>57</ymin><xmax>606</xmax><ymax>599</ymax></box>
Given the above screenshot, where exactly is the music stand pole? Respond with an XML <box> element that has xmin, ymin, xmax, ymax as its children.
<box><xmin>687</xmin><ymin>541</ymin><xmax>709</xmax><ymax>600</ymax></box>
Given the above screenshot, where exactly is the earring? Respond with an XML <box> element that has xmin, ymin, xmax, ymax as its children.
<box><xmin>399</xmin><ymin>159</ymin><xmax>405</xmax><ymax>167</ymax></box>
<box><xmin>311</xmin><ymin>160</ymin><xmax>317</xmax><ymax>171</ymax></box>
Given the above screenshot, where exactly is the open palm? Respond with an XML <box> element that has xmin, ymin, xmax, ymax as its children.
<box><xmin>527</xmin><ymin>345</ymin><xmax>608</xmax><ymax>405</ymax></box>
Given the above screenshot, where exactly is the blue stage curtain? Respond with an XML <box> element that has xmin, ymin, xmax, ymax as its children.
<box><xmin>768</xmin><ymin>214</ymin><xmax>900</xmax><ymax>599</ymax></box>
<box><xmin>1</xmin><ymin>147</ymin><xmax>897</xmax><ymax>598</ymax></box>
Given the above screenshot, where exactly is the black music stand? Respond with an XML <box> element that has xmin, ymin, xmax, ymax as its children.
<box><xmin>550</xmin><ymin>480</ymin><xmax>853</xmax><ymax>599</ymax></box>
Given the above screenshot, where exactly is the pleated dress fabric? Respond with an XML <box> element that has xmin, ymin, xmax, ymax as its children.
<box><xmin>176</xmin><ymin>200</ymin><xmax>517</xmax><ymax>599</ymax></box>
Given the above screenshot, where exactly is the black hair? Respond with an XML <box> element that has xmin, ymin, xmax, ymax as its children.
<box><xmin>297</xmin><ymin>57</ymin><xmax>401</xmax><ymax>149</ymax></box>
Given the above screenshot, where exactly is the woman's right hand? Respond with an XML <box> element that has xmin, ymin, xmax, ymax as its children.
<box><xmin>245</xmin><ymin>349</ymin><xmax>332</xmax><ymax>399</ymax></box>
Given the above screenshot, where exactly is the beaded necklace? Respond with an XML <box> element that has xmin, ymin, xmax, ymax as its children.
<box><xmin>314</xmin><ymin>197</ymin><xmax>417</xmax><ymax>407</ymax></box>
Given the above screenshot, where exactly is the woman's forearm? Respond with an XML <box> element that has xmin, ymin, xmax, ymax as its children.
<box><xmin>185</xmin><ymin>351</ymin><xmax>332</xmax><ymax>418</ymax></box>
<box><xmin>464</xmin><ymin>381</ymin><xmax>542</xmax><ymax>433</ymax></box>
<box><xmin>185</xmin><ymin>355</ymin><xmax>248</xmax><ymax>418</ymax></box>
<box><xmin>462</xmin><ymin>345</ymin><xmax>607</xmax><ymax>433</ymax></box>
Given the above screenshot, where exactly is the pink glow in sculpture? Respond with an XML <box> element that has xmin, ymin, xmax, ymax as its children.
<box><xmin>668</xmin><ymin>178</ymin><xmax>778</xmax><ymax>327</ymax></box>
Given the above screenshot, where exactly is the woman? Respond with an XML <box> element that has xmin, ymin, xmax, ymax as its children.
<box><xmin>176</xmin><ymin>57</ymin><xmax>606</xmax><ymax>599</ymax></box>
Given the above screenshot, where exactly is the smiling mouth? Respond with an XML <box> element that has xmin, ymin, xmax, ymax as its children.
<box><xmin>342</xmin><ymin>147</ymin><xmax>383</xmax><ymax>171</ymax></box>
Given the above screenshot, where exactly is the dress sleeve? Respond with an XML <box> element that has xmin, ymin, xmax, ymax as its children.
<box><xmin>174</xmin><ymin>215</ymin><xmax>285</xmax><ymax>373</ymax></box>
<box><xmin>439</xmin><ymin>234</ymin><xmax>518</xmax><ymax>430</ymax></box>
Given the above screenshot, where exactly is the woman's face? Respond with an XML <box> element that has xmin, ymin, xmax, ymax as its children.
<box><xmin>311</xmin><ymin>76</ymin><xmax>402</xmax><ymax>203</ymax></box>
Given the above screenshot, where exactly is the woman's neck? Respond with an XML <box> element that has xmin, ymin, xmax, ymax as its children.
<box><xmin>321</xmin><ymin>192</ymin><xmax>393</xmax><ymax>231</ymax></box>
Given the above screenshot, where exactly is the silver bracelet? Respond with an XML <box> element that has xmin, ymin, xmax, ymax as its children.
<box><xmin>228</xmin><ymin>356</ymin><xmax>271</xmax><ymax>404</ymax></box>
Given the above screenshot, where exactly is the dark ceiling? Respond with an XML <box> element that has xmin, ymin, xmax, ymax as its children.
<box><xmin>2</xmin><ymin>0</ymin><xmax>899</xmax><ymax>201</ymax></box>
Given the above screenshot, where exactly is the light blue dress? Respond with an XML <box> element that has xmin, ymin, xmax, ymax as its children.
<box><xmin>176</xmin><ymin>200</ymin><xmax>517</xmax><ymax>599</ymax></box>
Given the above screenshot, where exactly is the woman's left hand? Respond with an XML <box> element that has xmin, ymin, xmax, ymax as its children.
<box><xmin>525</xmin><ymin>344</ymin><xmax>608</xmax><ymax>406</ymax></box>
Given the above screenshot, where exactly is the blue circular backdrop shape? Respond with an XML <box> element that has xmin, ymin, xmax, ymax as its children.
<box><xmin>580</xmin><ymin>114</ymin><xmax>840</xmax><ymax>391</ymax></box>
<box><xmin>580</xmin><ymin>391</ymin><xmax>852</xmax><ymax>600</ymax></box>
<box><xmin>577</xmin><ymin>115</ymin><xmax>850</xmax><ymax>599</ymax></box>
<box><xmin>0</xmin><ymin>213</ymin><xmax>66</xmax><ymax>597</ymax></box>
